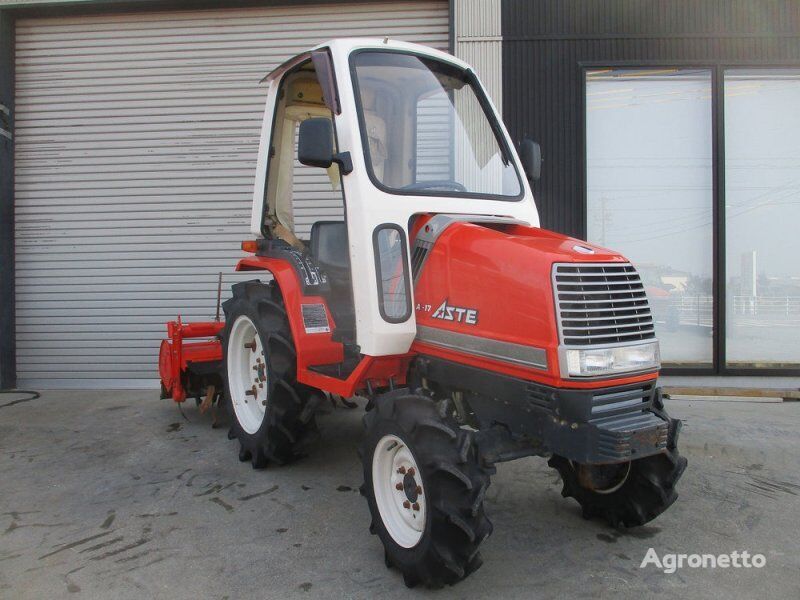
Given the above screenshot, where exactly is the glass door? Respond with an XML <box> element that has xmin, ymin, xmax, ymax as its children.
<box><xmin>724</xmin><ymin>69</ymin><xmax>800</xmax><ymax>369</ymax></box>
<box><xmin>585</xmin><ymin>68</ymin><xmax>715</xmax><ymax>368</ymax></box>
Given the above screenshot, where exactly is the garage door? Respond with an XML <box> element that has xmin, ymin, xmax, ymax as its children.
<box><xmin>14</xmin><ymin>3</ymin><xmax>449</xmax><ymax>388</ymax></box>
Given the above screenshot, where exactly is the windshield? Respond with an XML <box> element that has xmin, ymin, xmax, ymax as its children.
<box><xmin>351</xmin><ymin>51</ymin><xmax>522</xmax><ymax>199</ymax></box>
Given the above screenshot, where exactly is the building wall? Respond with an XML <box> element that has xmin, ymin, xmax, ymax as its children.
<box><xmin>501</xmin><ymin>0</ymin><xmax>800</xmax><ymax>374</ymax></box>
<box><xmin>502</xmin><ymin>0</ymin><xmax>800</xmax><ymax>238</ymax></box>
<box><xmin>4</xmin><ymin>0</ymin><xmax>449</xmax><ymax>388</ymax></box>
<box><xmin>0</xmin><ymin>10</ymin><xmax>14</xmax><ymax>389</ymax></box>
<box><xmin>453</xmin><ymin>0</ymin><xmax>502</xmax><ymax>115</ymax></box>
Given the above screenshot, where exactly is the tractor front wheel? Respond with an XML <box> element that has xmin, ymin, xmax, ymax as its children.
<box><xmin>548</xmin><ymin>418</ymin><xmax>687</xmax><ymax>527</ymax></box>
<box><xmin>359</xmin><ymin>392</ymin><xmax>493</xmax><ymax>588</ymax></box>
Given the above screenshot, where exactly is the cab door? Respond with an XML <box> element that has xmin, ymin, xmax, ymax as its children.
<box><xmin>327</xmin><ymin>43</ymin><xmax>538</xmax><ymax>357</ymax></box>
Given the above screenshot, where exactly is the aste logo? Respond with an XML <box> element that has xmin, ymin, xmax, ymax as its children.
<box><xmin>431</xmin><ymin>299</ymin><xmax>479</xmax><ymax>325</ymax></box>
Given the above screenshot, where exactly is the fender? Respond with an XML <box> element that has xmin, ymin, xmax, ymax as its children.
<box><xmin>236</xmin><ymin>256</ymin><xmax>344</xmax><ymax>373</ymax></box>
<box><xmin>237</xmin><ymin>255</ymin><xmax>411</xmax><ymax>397</ymax></box>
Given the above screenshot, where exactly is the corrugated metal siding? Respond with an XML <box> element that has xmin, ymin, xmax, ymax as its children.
<box><xmin>454</xmin><ymin>0</ymin><xmax>502</xmax><ymax>114</ymax></box>
<box><xmin>14</xmin><ymin>2</ymin><xmax>449</xmax><ymax>388</ymax></box>
<box><xmin>415</xmin><ymin>96</ymin><xmax>452</xmax><ymax>181</ymax></box>
<box><xmin>453</xmin><ymin>0</ymin><xmax>503</xmax><ymax>192</ymax></box>
<box><xmin>502</xmin><ymin>0</ymin><xmax>800</xmax><ymax>238</ymax></box>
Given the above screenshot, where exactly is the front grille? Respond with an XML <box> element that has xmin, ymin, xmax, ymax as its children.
<box><xmin>553</xmin><ymin>263</ymin><xmax>655</xmax><ymax>346</ymax></box>
<box><xmin>589</xmin><ymin>383</ymin><xmax>653</xmax><ymax>424</ymax></box>
<box><xmin>526</xmin><ymin>382</ymin><xmax>553</xmax><ymax>411</ymax></box>
<box><xmin>590</xmin><ymin>383</ymin><xmax>668</xmax><ymax>460</ymax></box>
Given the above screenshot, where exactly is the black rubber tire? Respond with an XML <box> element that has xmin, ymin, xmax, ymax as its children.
<box><xmin>222</xmin><ymin>279</ymin><xmax>316</xmax><ymax>468</ymax></box>
<box><xmin>359</xmin><ymin>391</ymin><xmax>493</xmax><ymax>588</ymax></box>
<box><xmin>548</xmin><ymin>418</ymin><xmax>687</xmax><ymax>528</ymax></box>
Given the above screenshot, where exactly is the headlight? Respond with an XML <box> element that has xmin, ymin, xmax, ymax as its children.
<box><xmin>564</xmin><ymin>342</ymin><xmax>660</xmax><ymax>377</ymax></box>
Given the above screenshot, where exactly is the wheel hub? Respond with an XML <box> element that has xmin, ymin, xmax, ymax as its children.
<box><xmin>255</xmin><ymin>361</ymin><xmax>267</xmax><ymax>383</ymax></box>
<box><xmin>402</xmin><ymin>472</ymin><xmax>419</xmax><ymax>503</ymax></box>
<box><xmin>572</xmin><ymin>461</ymin><xmax>631</xmax><ymax>495</ymax></box>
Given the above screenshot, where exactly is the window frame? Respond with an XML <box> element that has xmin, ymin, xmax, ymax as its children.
<box><xmin>260</xmin><ymin>55</ymin><xmax>345</xmax><ymax>242</ymax></box>
<box><xmin>348</xmin><ymin>48</ymin><xmax>525</xmax><ymax>203</ymax></box>
<box><xmin>372</xmin><ymin>223</ymin><xmax>413</xmax><ymax>324</ymax></box>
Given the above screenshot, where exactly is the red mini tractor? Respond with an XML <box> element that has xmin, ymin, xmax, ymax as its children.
<box><xmin>159</xmin><ymin>38</ymin><xmax>686</xmax><ymax>587</ymax></box>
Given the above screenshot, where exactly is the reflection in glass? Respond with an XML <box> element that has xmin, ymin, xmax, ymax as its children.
<box><xmin>725</xmin><ymin>69</ymin><xmax>800</xmax><ymax>368</ymax></box>
<box><xmin>351</xmin><ymin>51</ymin><xmax>521</xmax><ymax>198</ymax></box>
<box><xmin>375</xmin><ymin>227</ymin><xmax>410</xmax><ymax>321</ymax></box>
<box><xmin>585</xmin><ymin>68</ymin><xmax>714</xmax><ymax>365</ymax></box>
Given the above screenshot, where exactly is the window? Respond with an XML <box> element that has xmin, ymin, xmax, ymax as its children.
<box><xmin>351</xmin><ymin>51</ymin><xmax>522</xmax><ymax>199</ymax></box>
<box><xmin>415</xmin><ymin>92</ymin><xmax>453</xmax><ymax>182</ymax></box>
<box><xmin>263</xmin><ymin>60</ymin><xmax>344</xmax><ymax>245</ymax></box>
<box><xmin>724</xmin><ymin>69</ymin><xmax>800</xmax><ymax>368</ymax></box>
<box><xmin>373</xmin><ymin>225</ymin><xmax>412</xmax><ymax>323</ymax></box>
<box><xmin>585</xmin><ymin>68</ymin><xmax>714</xmax><ymax>366</ymax></box>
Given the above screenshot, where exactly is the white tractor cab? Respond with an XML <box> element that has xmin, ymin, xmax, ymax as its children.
<box><xmin>250</xmin><ymin>38</ymin><xmax>539</xmax><ymax>356</ymax></box>
<box><xmin>161</xmin><ymin>38</ymin><xmax>685</xmax><ymax>588</ymax></box>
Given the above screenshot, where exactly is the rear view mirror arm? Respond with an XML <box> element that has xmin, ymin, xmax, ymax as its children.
<box><xmin>333</xmin><ymin>151</ymin><xmax>353</xmax><ymax>175</ymax></box>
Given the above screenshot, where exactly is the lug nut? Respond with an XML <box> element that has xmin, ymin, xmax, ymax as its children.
<box><xmin>402</xmin><ymin>501</ymin><xmax>410</xmax><ymax>509</ymax></box>
<box><xmin>416</xmin><ymin>485</ymin><xmax>422</xmax><ymax>495</ymax></box>
<box><xmin>412</xmin><ymin>502</ymin><xmax>420</xmax><ymax>511</ymax></box>
<box><xmin>395</xmin><ymin>483</ymin><xmax>403</xmax><ymax>491</ymax></box>
<box><xmin>407</xmin><ymin>467</ymin><xmax>415</xmax><ymax>477</ymax></box>
<box><xmin>397</xmin><ymin>466</ymin><xmax>406</xmax><ymax>474</ymax></box>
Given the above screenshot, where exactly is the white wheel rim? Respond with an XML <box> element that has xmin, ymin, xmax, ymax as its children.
<box><xmin>372</xmin><ymin>434</ymin><xmax>426</xmax><ymax>548</ymax></box>
<box><xmin>570</xmin><ymin>460</ymin><xmax>631</xmax><ymax>495</ymax></box>
<box><xmin>227</xmin><ymin>315</ymin><xmax>268</xmax><ymax>435</ymax></box>
<box><xmin>594</xmin><ymin>462</ymin><xmax>631</xmax><ymax>495</ymax></box>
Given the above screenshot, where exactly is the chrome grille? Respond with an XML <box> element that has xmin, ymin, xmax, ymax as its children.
<box><xmin>553</xmin><ymin>263</ymin><xmax>655</xmax><ymax>346</ymax></box>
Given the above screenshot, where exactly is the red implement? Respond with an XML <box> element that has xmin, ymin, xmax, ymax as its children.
<box><xmin>159</xmin><ymin>317</ymin><xmax>224</xmax><ymax>402</ymax></box>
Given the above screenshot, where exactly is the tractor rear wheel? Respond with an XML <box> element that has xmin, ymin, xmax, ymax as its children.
<box><xmin>222</xmin><ymin>279</ymin><xmax>315</xmax><ymax>468</ymax></box>
<box><xmin>359</xmin><ymin>392</ymin><xmax>493</xmax><ymax>588</ymax></box>
<box><xmin>548</xmin><ymin>418</ymin><xmax>687</xmax><ymax>527</ymax></box>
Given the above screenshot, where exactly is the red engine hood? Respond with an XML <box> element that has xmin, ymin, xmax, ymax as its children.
<box><xmin>411</xmin><ymin>221</ymin><xmax>649</xmax><ymax>388</ymax></box>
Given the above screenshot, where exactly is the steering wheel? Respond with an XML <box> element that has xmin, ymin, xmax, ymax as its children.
<box><xmin>401</xmin><ymin>180</ymin><xmax>468</xmax><ymax>193</ymax></box>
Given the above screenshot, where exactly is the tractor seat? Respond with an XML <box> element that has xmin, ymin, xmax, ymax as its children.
<box><xmin>309</xmin><ymin>221</ymin><xmax>355</xmax><ymax>334</ymax></box>
<box><xmin>309</xmin><ymin>221</ymin><xmax>349</xmax><ymax>282</ymax></box>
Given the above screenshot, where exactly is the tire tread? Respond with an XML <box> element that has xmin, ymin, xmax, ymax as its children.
<box><xmin>222</xmin><ymin>279</ymin><xmax>315</xmax><ymax>469</ymax></box>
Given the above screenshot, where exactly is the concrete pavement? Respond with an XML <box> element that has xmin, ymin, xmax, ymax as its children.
<box><xmin>0</xmin><ymin>390</ymin><xmax>798</xmax><ymax>599</ymax></box>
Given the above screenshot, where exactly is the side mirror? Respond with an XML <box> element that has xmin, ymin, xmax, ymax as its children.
<box><xmin>297</xmin><ymin>117</ymin><xmax>353</xmax><ymax>174</ymax></box>
<box><xmin>519</xmin><ymin>138</ymin><xmax>542</xmax><ymax>181</ymax></box>
<box><xmin>298</xmin><ymin>118</ymin><xmax>334</xmax><ymax>169</ymax></box>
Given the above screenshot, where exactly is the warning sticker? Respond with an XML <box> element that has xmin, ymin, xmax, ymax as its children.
<box><xmin>301</xmin><ymin>303</ymin><xmax>331</xmax><ymax>334</ymax></box>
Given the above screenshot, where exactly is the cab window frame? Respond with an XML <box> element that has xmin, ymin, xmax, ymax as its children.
<box><xmin>348</xmin><ymin>48</ymin><xmax>525</xmax><ymax>203</ymax></box>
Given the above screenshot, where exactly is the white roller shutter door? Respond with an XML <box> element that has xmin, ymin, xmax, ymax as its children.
<box><xmin>14</xmin><ymin>2</ymin><xmax>449</xmax><ymax>388</ymax></box>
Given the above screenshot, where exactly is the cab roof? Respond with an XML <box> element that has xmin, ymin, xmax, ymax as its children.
<box><xmin>262</xmin><ymin>37</ymin><xmax>470</xmax><ymax>84</ymax></box>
